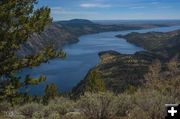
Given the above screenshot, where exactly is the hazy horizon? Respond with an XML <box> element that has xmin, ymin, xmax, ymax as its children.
<box><xmin>38</xmin><ymin>0</ymin><xmax>180</xmax><ymax>21</ymax></box>
<box><xmin>57</xmin><ymin>19</ymin><xmax>180</xmax><ymax>21</ymax></box>
<box><xmin>53</xmin><ymin>18</ymin><xmax>180</xmax><ymax>23</ymax></box>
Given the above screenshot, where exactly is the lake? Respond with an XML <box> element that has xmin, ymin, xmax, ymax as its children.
<box><xmin>19</xmin><ymin>25</ymin><xmax>180</xmax><ymax>95</ymax></box>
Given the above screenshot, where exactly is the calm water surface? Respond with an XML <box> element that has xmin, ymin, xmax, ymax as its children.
<box><xmin>19</xmin><ymin>25</ymin><xmax>180</xmax><ymax>95</ymax></box>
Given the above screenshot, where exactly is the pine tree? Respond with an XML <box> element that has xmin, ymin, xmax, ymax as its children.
<box><xmin>44</xmin><ymin>83</ymin><xmax>59</xmax><ymax>102</ymax></box>
<box><xmin>167</xmin><ymin>55</ymin><xmax>179</xmax><ymax>76</ymax></box>
<box><xmin>0</xmin><ymin>0</ymin><xmax>64</xmax><ymax>103</ymax></box>
<box><xmin>0</xmin><ymin>0</ymin><xmax>52</xmax><ymax>75</ymax></box>
<box><xmin>86</xmin><ymin>70</ymin><xmax>106</xmax><ymax>93</ymax></box>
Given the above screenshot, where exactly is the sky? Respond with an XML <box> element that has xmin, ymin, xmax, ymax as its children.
<box><xmin>38</xmin><ymin>0</ymin><xmax>180</xmax><ymax>21</ymax></box>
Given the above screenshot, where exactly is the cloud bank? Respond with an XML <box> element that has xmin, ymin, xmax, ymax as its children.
<box><xmin>80</xmin><ymin>3</ymin><xmax>111</xmax><ymax>8</ymax></box>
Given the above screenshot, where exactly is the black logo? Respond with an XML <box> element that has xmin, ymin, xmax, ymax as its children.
<box><xmin>165</xmin><ymin>104</ymin><xmax>180</xmax><ymax>119</ymax></box>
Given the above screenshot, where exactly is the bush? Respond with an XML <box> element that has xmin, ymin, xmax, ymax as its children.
<box><xmin>126</xmin><ymin>78</ymin><xmax>180</xmax><ymax>119</ymax></box>
<box><xmin>131</xmin><ymin>90</ymin><xmax>167</xmax><ymax>119</ymax></box>
<box><xmin>45</xmin><ymin>97</ymin><xmax>76</xmax><ymax>115</ymax></box>
<box><xmin>128</xmin><ymin>107</ymin><xmax>151</xmax><ymax>119</ymax></box>
<box><xmin>14</xmin><ymin>115</ymin><xmax>26</xmax><ymax>119</ymax></box>
<box><xmin>78</xmin><ymin>92</ymin><xmax>119</xmax><ymax>119</ymax></box>
<box><xmin>47</xmin><ymin>112</ymin><xmax>61</xmax><ymax>119</ymax></box>
<box><xmin>64</xmin><ymin>112</ymin><xmax>86</xmax><ymax>119</ymax></box>
<box><xmin>0</xmin><ymin>101</ymin><xmax>11</xmax><ymax>113</ymax></box>
<box><xmin>17</xmin><ymin>103</ymin><xmax>43</xmax><ymax>118</ymax></box>
<box><xmin>32</xmin><ymin>112</ymin><xmax>44</xmax><ymax>119</ymax></box>
<box><xmin>116</xmin><ymin>94</ymin><xmax>134</xmax><ymax>117</ymax></box>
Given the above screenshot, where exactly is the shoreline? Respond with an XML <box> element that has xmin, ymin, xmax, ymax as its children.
<box><xmin>18</xmin><ymin>25</ymin><xmax>180</xmax><ymax>95</ymax></box>
<box><xmin>18</xmin><ymin>20</ymin><xmax>180</xmax><ymax>57</ymax></box>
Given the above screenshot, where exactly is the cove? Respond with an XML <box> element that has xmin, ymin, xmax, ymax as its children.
<box><xmin>18</xmin><ymin>25</ymin><xmax>180</xmax><ymax>95</ymax></box>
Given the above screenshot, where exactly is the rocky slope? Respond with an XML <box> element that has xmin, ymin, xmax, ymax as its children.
<box><xmin>18</xmin><ymin>19</ymin><xmax>179</xmax><ymax>56</ymax></box>
<box><xmin>18</xmin><ymin>19</ymin><xmax>144</xmax><ymax>56</ymax></box>
<box><xmin>117</xmin><ymin>30</ymin><xmax>180</xmax><ymax>59</ymax></box>
<box><xmin>73</xmin><ymin>50</ymin><xmax>158</xmax><ymax>94</ymax></box>
<box><xmin>73</xmin><ymin>29</ymin><xmax>180</xmax><ymax>95</ymax></box>
<box><xmin>17</xmin><ymin>23</ymin><xmax>78</xmax><ymax>56</ymax></box>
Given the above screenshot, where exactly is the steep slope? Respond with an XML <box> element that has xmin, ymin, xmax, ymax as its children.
<box><xmin>72</xmin><ymin>51</ymin><xmax>158</xmax><ymax>94</ymax></box>
<box><xmin>18</xmin><ymin>19</ymin><xmax>180</xmax><ymax>56</ymax></box>
<box><xmin>73</xmin><ymin>29</ymin><xmax>180</xmax><ymax>95</ymax></box>
<box><xmin>18</xmin><ymin>19</ymin><xmax>144</xmax><ymax>56</ymax></box>
<box><xmin>57</xmin><ymin>19</ymin><xmax>145</xmax><ymax>36</ymax></box>
<box><xmin>58</xmin><ymin>19</ymin><xmax>176</xmax><ymax>36</ymax></box>
<box><xmin>17</xmin><ymin>23</ymin><xmax>77</xmax><ymax>56</ymax></box>
<box><xmin>117</xmin><ymin>30</ymin><xmax>180</xmax><ymax>59</ymax></box>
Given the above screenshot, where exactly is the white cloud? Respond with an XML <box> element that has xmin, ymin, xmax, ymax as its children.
<box><xmin>80</xmin><ymin>3</ymin><xmax>111</xmax><ymax>8</ymax></box>
<box><xmin>130</xmin><ymin>6</ymin><xmax>145</xmax><ymax>9</ymax></box>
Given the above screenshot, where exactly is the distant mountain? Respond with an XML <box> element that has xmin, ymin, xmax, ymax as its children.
<box><xmin>18</xmin><ymin>19</ymin><xmax>146</xmax><ymax>56</ymax></box>
<box><xmin>18</xmin><ymin>19</ymin><xmax>180</xmax><ymax>56</ymax></box>
<box><xmin>94</xmin><ymin>20</ymin><xmax>180</xmax><ymax>26</ymax></box>
<box><xmin>58</xmin><ymin>19</ymin><xmax>95</xmax><ymax>25</ymax></box>
<box><xmin>117</xmin><ymin>30</ymin><xmax>180</xmax><ymax>59</ymax></box>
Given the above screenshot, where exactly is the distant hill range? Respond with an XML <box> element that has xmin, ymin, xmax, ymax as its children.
<box><xmin>59</xmin><ymin>19</ymin><xmax>95</xmax><ymax>25</ymax></box>
<box><xmin>18</xmin><ymin>19</ymin><xmax>180</xmax><ymax>56</ymax></box>
<box><xmin>117</xmin><ymin>30</ymin><xmax>180</xmax><ymax>59</ymax></box>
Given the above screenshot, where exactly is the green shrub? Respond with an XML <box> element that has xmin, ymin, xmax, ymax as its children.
<box><xmin>45</xmin><ymin>97</ymin><xmax>76</xmax><ymax>115</ymax></box>
<box><xmin>132</xmin><ymin>90</ymin><xmax>166</xmax><ymax>119</ymax></box>
<box><xmin>128</xmin><ymin>107</ymin><xmax>151</xmax><ymax>119</ymax></box>
<box><xmin>127</xmin><ymin>77</ymin><xmax>180</xmax><ymax>119</ymax></box>
<box><xmin>32</xmin><ymin>112</ymin><xmax>44</xmax><ymax>119</ymax></box>
<box><xmin>78</xmin><ymin>92</ymin><xmax>119</xmax><ymax>119</ymax></box>
<box><xmin>0</xmin><ymin>101</ymin><xmax>11</xmax><ymax>113</ymax></box>
<box><xmin>17</xmin><ymin>103</ymin><xmax>43</xmax><ymax>118</ymax></box>
<box><xmin>48</xmin><ymin>112</ymin><xmax>61</xmax><ymax>119</ymax></box>
<box><xmin>64</xmin><ymin>112</ymin><xmax>86</xmax><ymax>119</ymax></box>
<box><xmin>14</xmin><ymin>115</ymin><xmax>26</xmax><ymax>119</ymax></box>
<box><xmin>116</xmin><ymin>94</ymin><xmax>134</xmax><ymax>117</ymax></box>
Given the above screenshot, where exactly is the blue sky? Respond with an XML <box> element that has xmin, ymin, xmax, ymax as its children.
<box><xmin>38</xmin><ymin>0</ymin><xmax>180</xmax><ymax>21</ymax></box>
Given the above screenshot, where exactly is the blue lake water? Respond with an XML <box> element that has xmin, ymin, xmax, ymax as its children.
<box><xmin>19</xmin><ymin>25</ymin><xmax>180</xmax><ymax>95</ymax></box>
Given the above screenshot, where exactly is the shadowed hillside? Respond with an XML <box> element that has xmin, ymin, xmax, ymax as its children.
<box><xmin>117</xmin><ymin>30</ymin><xmax>180</xmax><ymax>59</ymax></box>
<box><xmin>73</xmin><ymin>29</ymin><xmax>180</xmax><ymax>96</ymax></box>
<box><xmin>18</xmin><ymin>19</ymin><xmax>180</xmax><ymax>56</ymax></box>
<box><xmin>72</xmin><ymin>51</ymin><xmax>159</xmax><ymax>95</ymax></box>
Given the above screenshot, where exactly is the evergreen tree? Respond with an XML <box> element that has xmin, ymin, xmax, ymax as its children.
<box><xmin>167</xmin><ymin>55</ymin><xmax>179</xmax><ymax>76</ymax></box>
<box><xmin>44</xmin><ymin>83</ymin><xmax>59</xmax><ymax>102</ymax></box>
<box><xmin>86</xmin><ymin>70</ymin><xmax>106</xmax><ymax>93</ymax></box>
<box><xmin>72</xmin><ymin>70</ymin><xmax>106</xmax><ymax>98</ymax></box>
<box><xmin>0</xmin><ymin>73</ymin><xmax>23</xmax><ymax>106</ymax></box>
<box><xmin>0</xmin><ymin>0</ymin><xmax>64</xmax><ymax>103</ymax></box>
<box><xmin>0</xmin><ymin>0</ymin><xmax>51</xmax><ymax>75</ymax></box>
